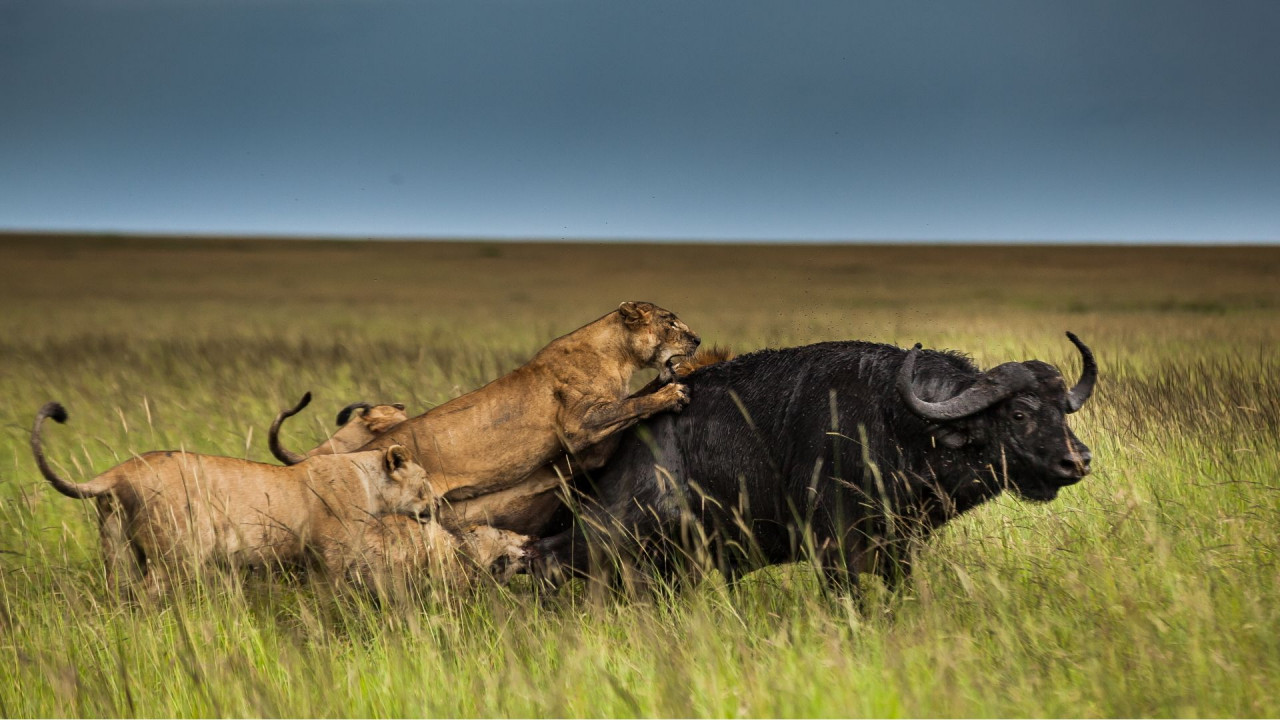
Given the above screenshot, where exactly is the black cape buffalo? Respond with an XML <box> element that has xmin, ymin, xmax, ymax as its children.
<box><xmin>533</xmin><ymin>333</ymin><xmax>1097</xmax><ymax>593</ymax></box>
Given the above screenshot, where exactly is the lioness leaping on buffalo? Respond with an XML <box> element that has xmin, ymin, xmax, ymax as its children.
<box><xmin>269</xmin><ymin>392</ymin><xmax>409</xmax><ymax>465</ymax></box>
<box><xmin>271</xmin><ymin>302</ymin><xmax>700</xmax><ymax>510</ymax></box>
<box><xmin>442</xmin><ymin>345</ymin><xmax>737</xmax><ymax>535</ymax></box>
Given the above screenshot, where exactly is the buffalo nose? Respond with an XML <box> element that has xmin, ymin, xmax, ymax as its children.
<box><xmin>1058</xmin><ymin>449</ymin><xmax>1092</xmax><ymax>477</ymax></box>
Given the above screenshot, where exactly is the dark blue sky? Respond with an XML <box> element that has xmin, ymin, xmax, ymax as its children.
<box><xmin>2</xmin><ymin>1</ymin><xmax>1278</xmax><ymax>242</ymax></box>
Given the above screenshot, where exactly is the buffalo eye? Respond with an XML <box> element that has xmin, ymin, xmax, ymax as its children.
<box><xmin>1012</xmin><ymin>411</ymin><xmax>1026</xmax><ymax>422</ymax></box>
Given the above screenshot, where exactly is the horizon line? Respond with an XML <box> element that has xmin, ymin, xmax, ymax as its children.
<box><xmin>1</xmin><ymin>227</ymin><xmax>1276</xmax><ymax>247</ymax></box>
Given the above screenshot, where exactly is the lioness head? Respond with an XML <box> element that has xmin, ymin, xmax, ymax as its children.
<box><xmin>617</xmin><ymin>301</ymin><xmax>701</xmax><ymax>377</ymax></box>
<box><xmin>375</xmin><ymin>445</ymin><xmax>439</xmax><ymax>518</ymax></box>
<box><xmin>337</xmin><ymin>402</ymin><xmax>409</xmax><ymax>434</ymax></box>
<box><xmin>462</xmin><ymin>525</ymin><xmax>533</xmax><ymax>582</ymax></box>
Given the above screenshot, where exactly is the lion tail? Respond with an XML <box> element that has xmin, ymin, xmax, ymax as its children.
<box><xmin>335</xmin><ymin>401</ymin><xmax>373</xmax><ymax>427</ymax></box>
<box><xmin>268</xmin><ymin>392</ymin><xmax>312</xmax><ymax>466</ymax></box>
<box><xmin>31</xmin><ymin>402</ymin><xmax>116</xmax><ymax>499</ymax></box>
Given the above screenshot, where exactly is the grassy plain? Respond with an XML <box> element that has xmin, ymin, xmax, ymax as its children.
<box><xmin>1</xmin><ymin>235</ymin><xmax>1278</xmax><ymax>717</ymax></box>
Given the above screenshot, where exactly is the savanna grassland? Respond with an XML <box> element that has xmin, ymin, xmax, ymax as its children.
<box><xmin>1</xmin><ymin>235</ymin><xmax>1278</xmax><ymax>717</ymax></box>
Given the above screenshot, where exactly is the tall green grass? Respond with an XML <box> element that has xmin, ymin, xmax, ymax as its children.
<box><xmin>1</xmin><ymin>237</ymin><xmax>1277</xmax><ymax>716</ymax></box>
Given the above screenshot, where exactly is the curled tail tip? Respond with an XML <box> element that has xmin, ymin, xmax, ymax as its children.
<box><xmin>32</xmin><ymin>401</ymin><xmax>90</xmax><ymax>498</ymax></box>
<box><xmin>274</xmin><ymin>392</ymin><xmax>312</xmax><ymax>424</ymax></box>
<box><xmin>40</xmin><ymin>402</ymin><xmax>69</xmax><ymax>424</ymax></box>
<box><xmin>335</xmin><ymin>401</ymin><xmax>373</xmax><ymax>427</ymax></box>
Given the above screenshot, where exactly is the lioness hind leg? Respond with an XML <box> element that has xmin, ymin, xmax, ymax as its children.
<box><xmin>97</xmin><ymin>497</ymin><xmax>144</xmax><ymax>596</ymax></box>
<box><xmin>141</xmin><ymin>564</ymin><xmax>174</xmax><ymax>603</ymax></box>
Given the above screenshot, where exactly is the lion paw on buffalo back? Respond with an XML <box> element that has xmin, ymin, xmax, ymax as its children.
<box><xmin>659</xmin><ymin>382</ymin><xmax>691</xmax><ymax>411</ymax></box>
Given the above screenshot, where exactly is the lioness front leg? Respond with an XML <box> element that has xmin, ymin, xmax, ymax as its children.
<box><xmin>439</xmin><ymin>465</ymin><xmax>566</xmax><ymax>534</ymax></box>
<box><xmin>561</xmin><ymin>383</ymin><xmax>689</xmax><ymax>453</ymax></box>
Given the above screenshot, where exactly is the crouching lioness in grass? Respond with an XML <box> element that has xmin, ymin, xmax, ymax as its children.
<box><xmin>334</xmin><ymin>516</ymin><xmax>532</xmax><ymax>598</ymax></box>
<box><xmin>272</xmin><ymin>302</ymin><xmax>701</xmax><ymax>514</ymax></box>
<box><xmin>269</xmin><ymin>391</ymin><xmax>409</xmax><ymax>465</ymax></box>
<box><xmin>31</xmin><ymin>401</ymin><xmax>438</xmax><ymax>599</ymax></box>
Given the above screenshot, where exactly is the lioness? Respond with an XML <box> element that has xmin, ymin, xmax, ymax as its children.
<box><xmin>272</xmin><ymin>301</ymin><xmax>700</xmax><ymax>510</ymax></box>
<box><xmin>443</xmin><ymin>345</ymin><xmax>738</xmax><ymax>535</ymax></box>
<box><xmin>31</xmin><ymin>401</ymin><xmax>438</xmax><ymax>598</ymax></box>
<box><xmin>335</xmin><ymin>515</ymin><xmax>532</xmax><ymax>596</ymax></box>
<box><xmin>269</xmin><ymin>391</ymin><xmax>409</xmax><ymax>465</ymax></box>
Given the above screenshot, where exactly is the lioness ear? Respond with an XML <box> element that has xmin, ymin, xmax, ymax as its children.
<box><xmin>384</xmin><ymin>445</ymin><xmax>411</xmax><ymax>474</ymax></box>
<box><xmin>618</xmin><ymin>301</ymin><xmax>654</xmax><ymax>327</ymax></box>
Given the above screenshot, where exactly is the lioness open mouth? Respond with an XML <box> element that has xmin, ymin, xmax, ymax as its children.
<box><xmin>659</xmin><ymin>354</ymin><xmax>688</xmax><ymax>381</ymax></box>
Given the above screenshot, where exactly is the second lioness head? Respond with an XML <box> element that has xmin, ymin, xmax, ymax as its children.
<box><xmin>617</xmin><ymin>301</ymin><xmax>701</xmax><ymax>375</ymax></box>
<box><xmin>376</xmin><ymin>445</ymin><xmax>440</xmax><ymax>518</ymax></box>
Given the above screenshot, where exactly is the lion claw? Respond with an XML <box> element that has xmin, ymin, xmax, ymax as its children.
<box><xmin>667</xmin><ymin>383</ymin><xmax>691</xmax><ymax>411</ymax></box>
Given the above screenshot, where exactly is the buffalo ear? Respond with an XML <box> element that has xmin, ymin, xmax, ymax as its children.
<box><xmin>384</xmin><ymin>445</ymin><xmax>411</xmax><ymax>475</ymax></box>
<box><xmin>618</xmin><ymin>301</ymin><xmax>654</xmax><ymax>327</ymax></box>
<box><xmin>929</xmin><ymin>421</ymin><xmax>975</xmax><ymax>449</ymax></box>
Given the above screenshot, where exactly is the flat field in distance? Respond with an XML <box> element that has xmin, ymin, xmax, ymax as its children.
<box><xmin>1</xmin><ymin>235</ymin><xmax>1278</xmax><ymax>716</ymax></box>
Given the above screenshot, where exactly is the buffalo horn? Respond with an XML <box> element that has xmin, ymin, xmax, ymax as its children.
<box><xmin>1064</xmin><ymin>331</ymin><xmax>1097</xmax><ymax>413</ymax></box>
<box><xmin>898</xmin><ymin>344</ymin><xmax>1037</xmax><ymax>422</ymax></box>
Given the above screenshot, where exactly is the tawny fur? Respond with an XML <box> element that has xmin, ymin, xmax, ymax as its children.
<box><xmin>673</xmin><ymin>345</ymin><xmax>736</xmax><ymax>376</ymax></box>
<box><xmin>445</xmin><ymin>345</ymin><xmax>736</xmax><ymax>535</ymax></box>
<box><xmin>273</xmin><ymin>302</ymin><xmax>701</xmax><ymax>522</ymax></box>
<box><xmin>31</xmin><ymin>402</ymin><xmax>437</xmax><ymax>598</ymax></box>
<box><xmin>334</xmin><ymin>515</ymin><xmax>531</xmax><ymax>596</ymax></box>
<box><xmin>269</xmin><ymin>392</ymin><xmax>410</xmax><ymax>465</ymax></box>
